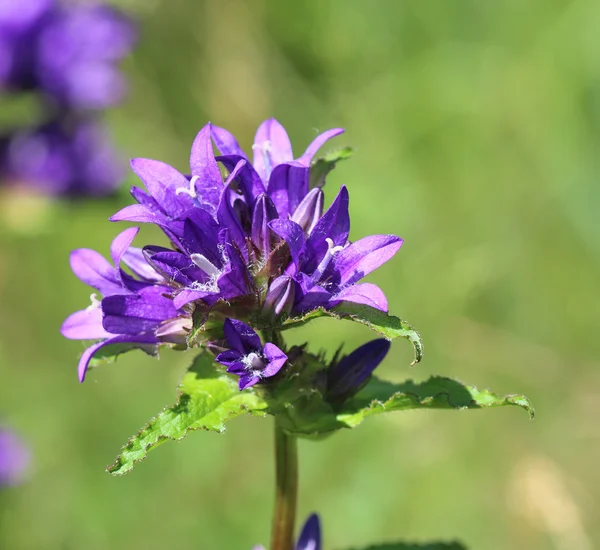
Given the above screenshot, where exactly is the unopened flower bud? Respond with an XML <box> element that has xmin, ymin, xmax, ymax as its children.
<box><xmin>262</xmin><ymin>275</ymin><xmax>295</xmax><ymax>319</ymax></box>
<box><xmin>291</xmin><ymin>187</ymin><xmax>323</xmax><ymax>234</ymax></box>
<box><xmin>252</xmin><ymin>194</ymin><xmax>279</xmax><ymax>256</ymax></box>
<box><xmin>327</xmin><ymin>339</ymin><xmax>390</xmax><ymax>401</ymax></box>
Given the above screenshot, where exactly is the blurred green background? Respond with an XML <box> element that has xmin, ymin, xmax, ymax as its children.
<box><xmin>1</xmin><ymin>0</ymin><xmax>599</xmax><ymax>548</ymax></box>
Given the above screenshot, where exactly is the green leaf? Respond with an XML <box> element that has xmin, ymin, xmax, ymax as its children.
<box><xmin>107</xmin><ymin>353</ymin><xmax>268</xmax><ymax>475</ymax></box>
<box><xmin>274</xmin><ymin>374</ymin><xmax>533</xmax><ymax>437</ymax></box>
<box><xmin>310</xmin><ymin>146</ymin><xmax>353</xmax><ymax>188</ymax></box>
<box><xmin>338</xmin><ymin>375</ymin><xmax>535</xmax><ymax>429</ymax></box>
<box><xmin>282</xmin><ymin>302</ymin><xmax>423</xmax><ymax>365</ymax></box>
<box><xmin>344</xmin><ymin>542</ymin><xmax>467</xmax><ymax>550</ymax></box>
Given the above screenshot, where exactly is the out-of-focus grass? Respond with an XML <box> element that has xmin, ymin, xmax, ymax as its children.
<box><xmin>1</xmin><ymin>0</ymin><xmax>599</xmax><ymax>548</ymax></box>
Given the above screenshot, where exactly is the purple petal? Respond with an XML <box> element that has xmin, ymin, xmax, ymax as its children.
<box><xmin>262</xmin><ymin>343</ymin><xmax>287</xmax><ymax>377</ymax></box>
<box><xmin>252</xmin><ymin>194</ymin><xmax>279</xmax><ymax>256</ymax></box>
<box><xmin>130</xmin><ymin>158</ymin><xmax>193</xmax><ymax>218</ymax></box>
<box><xmin>101</xmin><ymin>286</ymin><xmax>178</xmax><ymax>335</ymax></box>
<box><xmin>181</xmin><ymin>208</ymin><xmax>221</xmax><ymax>264</ymax></box>
<box><xmin>122</xmin><ymin>247</ymin><xmax>164</xmax><ymax>282</ymax></box>
<box><xmin>296</xmin><ymin>514</ymin><xmax>321</xmax><ymax>550</ymax></box>
<box><xmin>70</xmin><ymin>248</ymin><xmax>123</xmax><ymax>296</ymax></box>
<box><xmin>61</xmin><ymin>307</ymin><xmax>112</xmax><ymax>340</ymax></box>
<box><xmin>238</xmin><ymin>373</ymin><xmax>261</xmax><ymax>390</ymax></box>
<box><xmin>306</xmin><ymin>185</ymin><xmax>350</xmax><ymax>249</ymax></box>
<box><xmin>223</xmin><ymin>318</ymin><xmax>261</xmax><ymax>354</ymax></box>
<box><xmin>297</xmin><ymin>128</ymin><xmax>344</xmax><ymax>165</ymax></box>
<box><xmin>110</xmin><ymin>204</ymin><xmax>167</xmax><ymax>225</ymax></box>
<box><xmin>0</xmin><ymin>429</ymin><xmax>30</xmax><ymax>487</ymax></box>
<box><xmin>330</xmin><ymin>283</ymin><xmax>388</xmax><ymax>312</ymax></box>
<box><xmin>269</xmin><ymin>219</ymin><xmax>305</xmax><ymax>271</ymax></box>
<box><xmin>253</xmin><ymin>118</ymin><xmax>293</xmax><ymax>182</ymax></box>
<box><xmin>215</xmin><ymin>349</ymin><xmax>244</xmax><ymax>368</ymax></box>
<box><xmin>332</xmin><ymin>235</ymin><xmax>403</xmax><ymax>286</ymax></box>
<box><xmin>211</xmin><ymin>125</ymin><xmax>246</xmax><ymax>157</ymax></box>
<box><xmin>293</xmin><ymin>281</ymin><xmax>332</xmax><ymax>313</ymax></box>
<box><xmin>110</xmin><ymin>227</ymin><xmax>139</xmax><ymax>267</ymax></box>
<box><xmin>217</xmin><ymin>188</ymin><xmax>248</xmax><ymax>261</ymax></box>
<box><xmin>172</xmin><ymin>288</ymin><xmax>213</xmax><ymax>309</ymax></box>
<box><xmin>267</xmin><ymin>162</ymin><xmax>309</xmax><ymax>219</ymax></box>
<box><xmin>189</xmin><ymin>123</ymin><xmax>223</xmax><ymax>212</ymax></box>
<box><xmin>77</xmin><ymin>334</ymin><xmax>158</xmax><ymax>383</ymax></box>
<box><xmin>217</xmin><ymin>237</ymin><xmax>252</xmax><ymax>300</ymax></box>
<box><xmin>218</xmin><ymin>155</ymin><xmax>265</xmax><ymax>206</ymax></box>
<box><xmin>144</xmin><ymin>248</ymin><xmax>202</xmax><ymax>287</ymax></box>
<box><xmin>328</xmin><ymin>339</ymin><xmax>390</xmax><ymax>400</ymax></box>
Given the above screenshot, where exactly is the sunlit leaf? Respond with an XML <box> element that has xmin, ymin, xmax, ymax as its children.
<box><xmin>107</xmin><ymin>352</ymin><xmax>268</xmax><ymax>475</ymax></box>
<box><xmin>310</xmin><ymin>146</ymin><xmax>353</xmax><ymax>188</ymax></box>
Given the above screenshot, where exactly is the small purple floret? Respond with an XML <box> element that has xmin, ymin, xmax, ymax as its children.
<box><xmin>216</xmin><ymin>319</ymin><xmax>287</xmax><ymax>390</ymax></box>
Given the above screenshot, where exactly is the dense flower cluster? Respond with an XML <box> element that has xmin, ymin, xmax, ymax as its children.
<box><xmin>0</xmin><ymin>0</ymin><xmax>135</xmax><ymax>196</ymax></box>
<box><xmin>62</xmin><ymin>119</ymin><xmax>401</xmax><ymax>389</ymax></box>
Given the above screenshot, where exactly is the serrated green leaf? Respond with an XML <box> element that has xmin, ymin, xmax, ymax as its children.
<box><xmin>107</xmin><ymin>353</ymin><xmax>268</xmax><ymax>475</ymax></box>
<box><xmin>282</xmin><ymin>302</ymin><xmax>423</xmax><ymax>365</ymax></box>
<box><xmin>274</xmin><ymin>375</ymin><xmax>533</xmax><ymax>437</ymax></box>
<box><xmin>338</xmin><ymin>376</ymin><xmax>535</xmax><ymax>428</ymax></box>
<box><xmin>310</xmin><ymin>146</ymin><xmax>353</xmax><ymax>188</ymax></box>
<box><xmin>344</xmin><ymin>542</ymin><xmax>467</xmax><ymax>550</ymax></box>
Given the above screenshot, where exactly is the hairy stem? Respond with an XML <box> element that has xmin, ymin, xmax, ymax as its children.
<box><xmin>270</xmin><ymin>421</ymin><xmax>298</xmax><ymax>550</ymax></box>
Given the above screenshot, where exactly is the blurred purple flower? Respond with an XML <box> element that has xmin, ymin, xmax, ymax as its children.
<box><xmin>0</xmin><ymin>428</ymin><xmax>30</xmax><ymax>487</ymax></box>
<box><xmin>36</xmin><ymin>4</ymin><xmax>136</xmax><ymax>109</ymax></box>
<box><xmin>215</xmin><ymin>319</ymin><xmax>287</xmax><ymax>389</ymax></box>
<box><xmin>1</xmin><ymin>119</ymin><xmax>124</xmax><ymax>197</ymax></box>
<box><xmin>0</xmin><ymin>0</ymin><xmax>135</xmax><ymax>109</ymax></box>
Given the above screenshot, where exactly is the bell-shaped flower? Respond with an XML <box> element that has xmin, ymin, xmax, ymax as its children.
<box><xmin>215</xmin><ymin>319</ymin><xmax>287</xmax><ymax>390</ymax></box>
<box><xmin>61</xmin><ymin>228</ymin><xmax>189</xmax><ymax>382</ymax></box>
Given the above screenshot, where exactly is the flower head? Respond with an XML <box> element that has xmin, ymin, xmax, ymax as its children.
<box><xmin>63</xmin><ymin>119</ymin><xmax>404</xmax><ymax>386</ymax></box>
<box><xmin>0</xmin><ymin>428</ymin><xmax>30</xmax><ymax>487</ymax></box>
<box><xmin>215</xmin><ymin>319</ymin><xmax>287</xmax><ymax>390</ymax></box>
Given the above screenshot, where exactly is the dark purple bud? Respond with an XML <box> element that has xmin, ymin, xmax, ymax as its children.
<box><xmin>296</xmin><ymin>513</ymin><xmax>321</xmax><ymax>550</ymax></box>
<box><xmin>291</xmin><ymin>188</ymin><xmax>324</xmax><ymax>234</ymax></box>
<box><xmin>327</xmin><ymin>339</ymin><xmax>390</xmax><ymax>401</ymax></box>
<box><xmin>262</xmin><ymin>275</ymin><xmax>295</xmax><ymax>319</ymax></box>
<box><xmin>252</xmin><ymin>193</ymin><xmax>279</xmax><ymax>256</ymax></box>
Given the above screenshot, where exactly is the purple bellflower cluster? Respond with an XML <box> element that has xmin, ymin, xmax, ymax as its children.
<box><xmin>0</xmin><ymin>0</ymin><xmax>135</xmax><ymax>197</ymax></box>
<box><xmin>62</xmin><ymin>119</ymin><xmax>399</xmax><ymax>395</ymax></box>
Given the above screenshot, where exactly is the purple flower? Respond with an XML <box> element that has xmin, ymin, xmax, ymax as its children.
<box><xmin>270</xmin><ymin>186</ymin><xmax>403</xmax><ymax>313</ymax></box>
<box><xmin>215</xmin><ymin>319</ymin><xmax>287</xmax><ymax>390</ymax></box>
<box><xmin>61</xmin><ymin>227</ymin><xmax>189</xmax><ymax>382</ymax></box>
<box><xmin>0</xmin><ymin>0</ymin><xmax>136</xmax><ymax>109</ymax></box>
<box><xmin>327</xmin><ymin>339</ymin><xmax>391</xmax><ymax>401</ymax></box>
<box><xmin>36</xmin><ymin>4</ymin><xmax>136</xmax><ymax>109</ymax></box>
<box><xmin>1</xmin><ymin>119</ymin><xmax>124</xmax><ymax>197</ymax></box>
<box><xmin>0</xmin><ymin>428</ymin><xmax>30</xmax><ymax>487</ymax></box>
<box><xmin>253</xmin><ymin>514</ymin><xmax>321</xmax><ymax>550</ymax></box>
<box><xmin>213</xmin><ymin>118</ymin><xmax>343</xmax><ymax>219</ymax></box>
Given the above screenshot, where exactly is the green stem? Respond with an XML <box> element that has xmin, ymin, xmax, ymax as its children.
<box><xmin>270</xmin><ymin>421</ymin><xmax>298</xmax><ymax>550</ymax></box>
